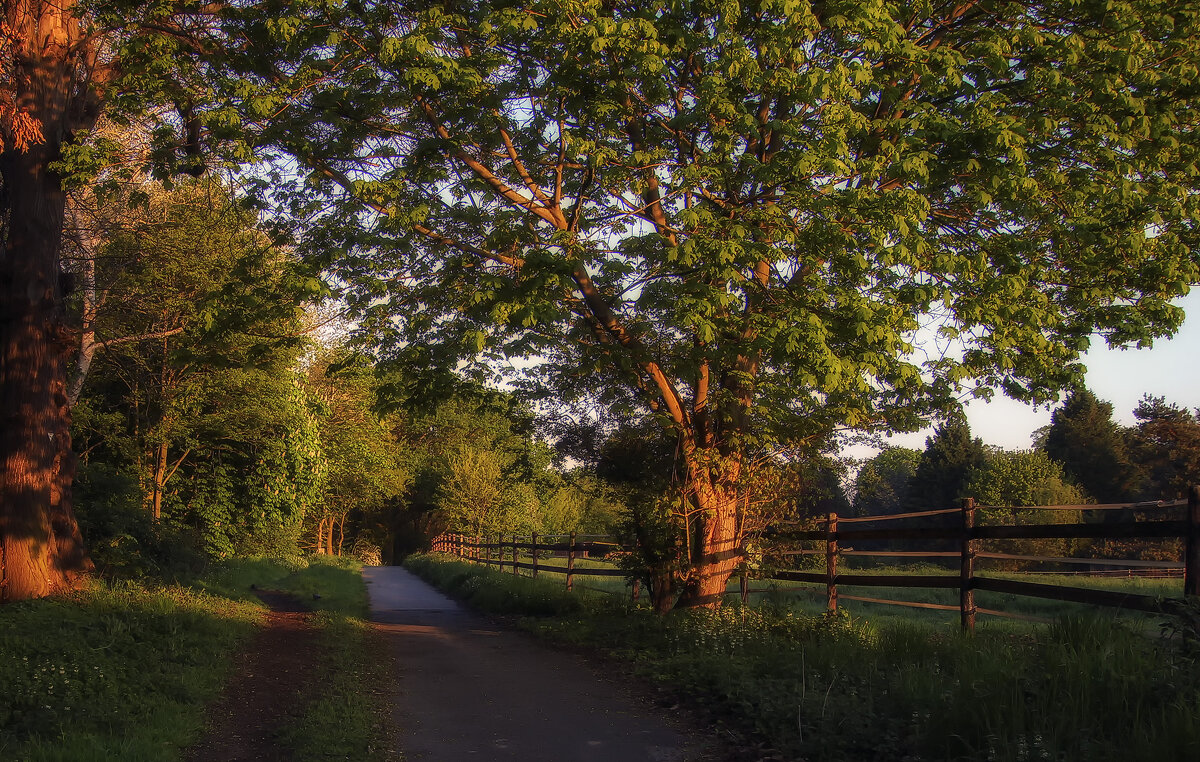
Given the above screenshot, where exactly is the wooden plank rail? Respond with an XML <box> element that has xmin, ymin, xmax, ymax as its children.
<box><xmin>428</xmin><ymin>485</ymin><xmax>1200</xmax><ymax>628</ymax></box>
<box><xmin>781</xmin><ymin>520</ymin><xmax>1188</xmax><ymax>543</ymax></box>
<box><xmin>972</xmin><ymin>577</ymin><xmax>1170</xmax><ymax>614</ymax></box>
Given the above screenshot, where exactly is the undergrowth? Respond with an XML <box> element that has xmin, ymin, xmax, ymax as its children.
<box><xmin>406</xmin><ymin>553</ymin><xmax>1200</xmax><ymax>762</ymax></box>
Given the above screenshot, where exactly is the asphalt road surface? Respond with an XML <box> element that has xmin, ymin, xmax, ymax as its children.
<box><xmin>364</xmin><ymin>565</ymin><xmax>712</xmax><ymax>762</ymax></box>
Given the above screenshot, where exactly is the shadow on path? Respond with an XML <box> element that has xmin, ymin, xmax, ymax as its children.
<box><xmin>364</xmin><ymin>565</ymin><xmax>713</xmax><ymax>762</ymax></box>
<box><xmin>187</xmin><ymin>591</ymin><xmax>319</xmax><ymax>762</ymax></box>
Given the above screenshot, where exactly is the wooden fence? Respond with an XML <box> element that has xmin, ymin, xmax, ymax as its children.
<box><xmin>430</xmin><ymin>531</ymin><xmax>632</xmax><ymax>594</ymax></box>
<box><xmin>431</xmin><ymin>485</ymin><xmax>1200</xmax><ymax>631</ymax></box>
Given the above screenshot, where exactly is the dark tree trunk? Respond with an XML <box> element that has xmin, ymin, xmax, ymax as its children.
<box><xmin>0</xmin><ymin>144</ymin><xmax>91</xmax><ymax>600</ymax></box>
<box><xmin>0</xmin><ymin>0</ymin><xmax>96</xmax><ymax>601</ymax></box>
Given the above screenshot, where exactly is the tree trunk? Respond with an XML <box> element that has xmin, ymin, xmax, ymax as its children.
<box><xmin>649</xmin><ymin>570</ymin><xmax>676</xmax><ymax>614</ymax></box>
<box><xmin>673</xmin><ymin>459</ymin><xmax>744</xmax><ymax>609</ymax></box>
<box><xmin>0</xmin><ymin>0</ymin><xmax>103</xmax><ymax>601</ymax></box>
<box><xmin>335</xmin><ymin>513</ymin><xmax>345</xmax><ymax>556</ymax></box>
<box><xmin>0</xmin><ymin>137</ymin><xmax>85</xmax><ymax>601</ymax></box>
<box><xmin>151</xmin><ymin>441</ymin><xmax>168</xmax><ymax>521</ymax></box>
<box><xmin>315</xmin><ymin>515</ymin><xmax>327</xmax><ymax>554</ymax></box>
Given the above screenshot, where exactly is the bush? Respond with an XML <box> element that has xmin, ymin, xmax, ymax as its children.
<box><xmin>74</xmin><ymin>464</ymin><xmax>207</xmax><ymax>578</ymax></box>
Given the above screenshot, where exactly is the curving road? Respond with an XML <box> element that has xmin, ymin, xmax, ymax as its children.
<box><xmin>364</xmin><ymin>565</ymin><xmax>713</xmax><ymax>762</ymax></box>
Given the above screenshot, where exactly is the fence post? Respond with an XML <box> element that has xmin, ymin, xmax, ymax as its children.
<box><xmin>567</xmin><ymin>531</ymin><xmax>576</xmax><ymax>592</ymax></box>
<box><xmin>740</xmin><ymin>572</ymin><xmax>749</xmax><ymax>604</ymax></box>
<box><xmin>960</xmin><ymin>497</ymin><xmax>977</xmax><ymax>632</ymax></box>
<box><xmin>826</xmin><ymin>512</ymin><xmax>838</xmax><ymax>614</ymax></box>
<box><xmin>512</xmin><ymin>534</ymin><xmax>519</xmax><ymax>576</ymax></box>
<box><xmin>531</xmin><ymin>532</ymin><xmax>539</xmax><ymax>577</ymax></box>
<box><xmin>1186</xmin><ymin>486</ymin><xmax>1200</xmax><ymax>597</ymax></box>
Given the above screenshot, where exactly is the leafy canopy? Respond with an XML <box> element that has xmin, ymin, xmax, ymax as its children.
<box><xmin>220</xmin><ymin>0</ymin><xmax>1200</xmax><ymax>460</ymax></box>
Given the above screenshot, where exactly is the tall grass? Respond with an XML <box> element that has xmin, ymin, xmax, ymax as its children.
<box><xmin>407</xmin><ymin>553</ymin><xmax>1200</xmax><ymax>762</ymax></box>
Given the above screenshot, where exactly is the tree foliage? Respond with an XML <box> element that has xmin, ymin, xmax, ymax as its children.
<box><xmin>220</xmin><ymin>0</ymin><xmax>1200</xmax><ymax>607</ymax></box>
<box><xmin>853</xmin><ymin>446</ymin><xmax>921</xmax><ymax>517</ymax></box>
<box><xmin>1042</xmin><ymin>387</ymin><xmax>1136</xmax><ymax>503</ymax></box>
<box><xmin>965</xmin><ymin>448</ymin><xmax>1086</xmax><ymax>509</ymax></box>
<box><xmin>1127</xmin><ymin>395</ymin><xmax>1200</xmax><ymax>500</ymax></box>
<box><xmin>907</xmin><ymin>414</ymin><xmax>987</xmax><ymax>510</ymax></box>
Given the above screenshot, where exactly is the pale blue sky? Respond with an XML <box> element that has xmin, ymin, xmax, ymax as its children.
<box><xmin>856</xmin><ymin>291</ymin><xmax>1200</xmax><ymax>457</ymax></box>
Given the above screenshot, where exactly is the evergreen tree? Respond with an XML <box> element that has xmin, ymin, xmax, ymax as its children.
<box><xmin>907</xmin><ymin>415</ymin><xmax>987</xmax><ymax>510</ymax></box>
<box><xmin>1043</xmin><ymin>388</ymin><xmax>1135</xmax><ymax>503</ymax></box>
<box><xmin>1127</xmin><ymin>396</ymin><xmax>1200</xmax><ymax>500</ymax></box>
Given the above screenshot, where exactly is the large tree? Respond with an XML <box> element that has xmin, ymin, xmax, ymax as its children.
<box><xmin>1127</xmin><ymin>395</ymin><xmax>1200</xmax><ymax>500</ymax></box>
<box><xmin>853</xmin><ymin>447</ymin><xmax>921</xmax><ymax>517</ymax></box>
<box><xmin>907</xmin><ymin>414</ymin><xmax>987</xmax><ymax>510</ymax></box>
<box><xmin>0</xmin><ymin>0</ymin><xmax>232</xmax><ymax>599</ymax></box>
<box><xmin>227</xmin><ymin>0</ymin><xmax>1200</xmax><ymax>607</ymax></box>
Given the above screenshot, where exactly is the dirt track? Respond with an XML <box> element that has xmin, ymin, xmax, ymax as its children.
<box><xmin>187</xmin><ymin>591</ymin><xmax>318</xmax><ymax>762</ymax></box>
<box><xmin>364</xmin><ymin>565</ymin><xmax>714</xmax><ymax>762</ymax></box>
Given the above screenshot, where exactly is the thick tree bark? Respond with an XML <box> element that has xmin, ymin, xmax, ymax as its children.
<box><xmin>0</xmin><ymin>141</ymin><xmax>91</xmax><ymax>600</ymax></box>
<box><xmin>673</xmin><ymin>458</ymin><xmax>744</xmax><ymax>609</ymax></box>
<box><xmin>1</xmin><ymin>0</ymin><xmax>97</xmax><ymax>601</ymax></box>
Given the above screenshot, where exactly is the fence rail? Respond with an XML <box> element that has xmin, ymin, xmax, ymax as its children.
<box><xmin>430</xmin><ymin>485</ymin><xmax>1200</xmax><ymax>630</ymax></box>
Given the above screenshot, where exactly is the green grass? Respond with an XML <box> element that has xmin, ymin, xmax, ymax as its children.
<box><xmin>274</xmin><ymin>557</ymin><xmax>399</xmax><ymax>762</ymax></box>
<box><xmin>473</xmin><ymin>551</ymin><xmax>1184</xmax><ymax>628</ymax></box>
<box><xmin>0</xmin><ymin>578</ymin><xmax>262</xmax><ymax>761</ymax></box>
<box><xmin>0</xmin><ymin>556</ymin><xmax>398</xmax><ymax>762</ymax></box>
<box><xmin>407</xmin><ymin>553</ymin><xmax>1200</xmax><ymax>762</ymax></box>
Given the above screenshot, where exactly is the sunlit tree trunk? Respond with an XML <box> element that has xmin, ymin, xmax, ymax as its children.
<box><xmin>0</xmin><ymin>0</ymin><xmax>98</xmax><ymax>600</ymax></box>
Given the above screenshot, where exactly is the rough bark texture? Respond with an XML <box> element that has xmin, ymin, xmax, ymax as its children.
<box><xmin>674</xmin><ymin>460</ymin><xmax>743</xmax><ymax>610</ymax></box>
<box><xmin>1</xmin><ymin>0</ymin><xmax>96</xmax><ymax>601</ymax></box>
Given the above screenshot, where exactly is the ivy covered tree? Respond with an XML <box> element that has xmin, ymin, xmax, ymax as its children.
<box><xmin>225</xmin><ymin>0</ymin><xmax>1200</xmax><ymax>608</ymax></box>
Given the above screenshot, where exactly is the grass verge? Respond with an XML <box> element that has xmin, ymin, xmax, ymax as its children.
<box><xmin>0</xmin><ymin>578</ymin><xmax>261</xmax><ymax>761</ymax></box>
<box><xmin>273</xmin><ymin>557</ymin><xmax>399</xmax><ymax>762</ymax></box>
<box><xmin>406</xmin><ymin>553</ymin><xmax>1200</xmax><ymax>762</ymax></box>
<box><xmin>0</xmin><ymin>556</ymin><xmax>398</xmax><ymax>762</ymax></box>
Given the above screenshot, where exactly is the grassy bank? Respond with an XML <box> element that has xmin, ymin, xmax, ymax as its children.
<box><xmin>0</xmin><ymin>556</ymin><xmax>396</xmax><ymax>762</ymax></box>
<box><xmin>271</xmin><ymin>557</ymin><xmax>399</xmax><ymax>762</ymax></box>
<box><xmin>406</xmin><ymin>553</ymin><xmax>1200</xmax><ymax>762</ymax></box>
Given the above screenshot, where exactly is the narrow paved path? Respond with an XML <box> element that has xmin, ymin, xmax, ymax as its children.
<box><xmin>364</xmin><ymin>566</ymin><xmax>711</xmax><ymax>762</ymax></box>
